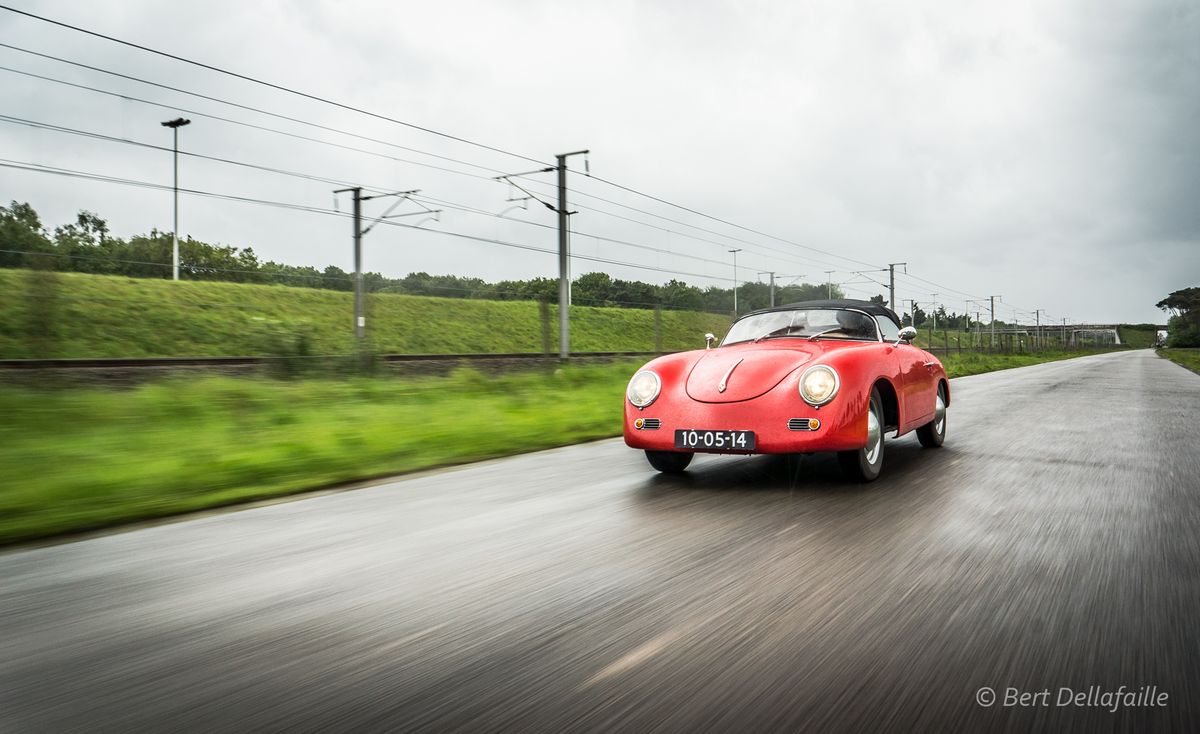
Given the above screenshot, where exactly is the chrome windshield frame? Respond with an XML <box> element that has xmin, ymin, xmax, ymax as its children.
<box><xmin>721</xmin><ymin>307</ymin><xmax>885</xmax><ymax>346</ymax></box>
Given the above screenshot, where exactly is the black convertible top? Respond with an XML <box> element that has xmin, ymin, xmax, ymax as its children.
<box><xmin>742</xmin><ymin>299</ymin><xmax>903</xmax><ymax>327</ymax></box>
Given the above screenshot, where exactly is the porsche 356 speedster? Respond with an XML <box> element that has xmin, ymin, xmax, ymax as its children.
<box><xmin>623</xmin><ymin>299</ymin><xmax>948</xmax><ymax>481</ymax></box>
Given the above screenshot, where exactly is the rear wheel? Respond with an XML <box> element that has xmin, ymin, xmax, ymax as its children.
<box><xmin>645</xmin><ymin>450</ymin><xmax>693</xmax><ymax>473</ymax></box>
<box><xmin>916</xmin><ymin>383</ymin><xmax>947</xmax><ymax>448</ymax></box>
<box><xmin>838</xmin><ymin>388</ymin><xmax>884</xmax><ymax>482</ymax></box>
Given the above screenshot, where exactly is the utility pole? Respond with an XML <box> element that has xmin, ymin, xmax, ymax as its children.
<box><xmin>929</xmin><ymin>293</ymin><xmax>939</xmax><ymax>345</ymax></box>
<box><xmin>758</xmin><ymin>271</ymin><xmax>776</xmax><ymax>307</ymax></box>
<box><xmin>1034</xmin><ymin>308</ymin><xmax>1044</xmax><ymax>350</ymax></box>
<box><xmin>903</xmin><ymin>299</ymin><xmax>917</xmax><ymax>327</ymax></box>
<box><xmin>825</xmin><ymin>270</ymin><xmax>835</xmax><ymax>299</ymax></box>
<box><xmin>334</xmin><ymin>187</ymin><xmax>440</xmax><ymax>352</ymax></box>
<box><xmin>351</xmin><ymin>188</ymin><xmax>363</xmax><ymax>342</ymax></box>
<box><xmin>1062</xmin><ymin>317</ymin><xmax>1068</xmax><ymax>348</ymax></box>
<box><xmin>729</xmin><ymin>249</ymin><xmax>742</xmax><ymax>315</ymax></box>
<box><xmin>989</xmin><ymin>295</ymin><xmax>1001</xmax><ymax>350</ymax></box>
<box><xmin>555</xmin><ymin>150</ymin><xmax>588</xmax><ymax>359</ymax></box>
<box><xmin>161</xmin><ymin>117</ymin><xmax>190</xmax><ymax>281</ymax></box>
<box><xmin>888</xmin><ymin>262</ymin><xmax>906</xmax><ymax>311</ymax></box>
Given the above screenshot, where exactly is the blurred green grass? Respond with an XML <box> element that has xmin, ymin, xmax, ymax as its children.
<box><xmin>1158</xmin><ymin>348</ymin><xmax>1200</xmax><ymax>375</ymax></box>
<box><xmin>0</xmin><ymin>268</ymin><xmax>731</xmax><ymax>358</ymax></box>
<box><xmin>940</xmin><ymin>349</ymin><xmax>1114</xmax><ymax>378</ymax></box>
<box><xmin>0</xmin><ymin>363</ymin><xmax>636</xmax><ymax>544</ymax></box>
<box><xmin>0</xmin><ymin>349</ymin><xmax>1123</xmax><ymax>544</ymax></box>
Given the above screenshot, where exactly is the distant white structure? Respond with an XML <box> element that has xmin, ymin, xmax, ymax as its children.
<box><xmin>1071</xmin><ymin>328</ymin><xmax>1120</xmax><ymax>346</ymax></box>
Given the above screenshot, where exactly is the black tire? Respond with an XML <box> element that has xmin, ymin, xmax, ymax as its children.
<box><xmin>916</xmin><ymin>382</ymin><xmax>947</xmax><ymax>448</ymax></box>
<box><xmin>838</xmin><ymin>387</ymin><xmax>885</xmax><ymax>482</ymax></box>
<box><xmin>645</xmin><ymin>450</ymin><xmax>693</xmax><ymax>473</ymax></box>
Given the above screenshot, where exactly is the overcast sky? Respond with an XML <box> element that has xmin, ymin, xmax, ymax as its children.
<box><xmin>1</xmin><ymin>0</ymin><xmax>1196</xmax><ymax>324</ymax></box>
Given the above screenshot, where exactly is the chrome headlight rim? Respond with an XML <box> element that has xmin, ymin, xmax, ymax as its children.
<box><xmin>799</xmin><ymin>364</ymin><xmax>840</xmax><ymax>406</ymax></box>
<box><xmin>627</xmin><ymin>369</ymin><xmax>662</xmax><ymax>408</ymax></box>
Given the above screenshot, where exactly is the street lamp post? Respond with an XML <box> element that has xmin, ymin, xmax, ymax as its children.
<box><xmin>161</xmin><ymin>117</ymin><xmax>191</xmax><ymax>281</ymax></box>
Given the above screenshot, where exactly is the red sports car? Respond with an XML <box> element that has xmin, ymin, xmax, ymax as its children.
<box><xmin>623</xmin><ymin>299</ymin><xmax>949</xmax><ymax>481</ymax></box>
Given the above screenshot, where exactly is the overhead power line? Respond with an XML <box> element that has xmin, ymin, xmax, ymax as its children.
<box><xmin>0</xmin><ymin>17</ymin><xmax>1051</xmax><ymax>308</ymax></box>
<box><xmin>0</xmin><ymin>5</ymin><xmax>548</xmax><ymax>166</ymax></box>
<box><xmin>0</xmin><ymin>44</ymin><xmax>506</xmax><ymax>176</ymax></box>
<box><xmin>0</xmin><ymin>114</ymin><xmax>786</xmax><ymax>277</ymax></box>
<box><xmin>0</xmin><ymin>113</ymin><xmax>360</xmax><ymax>188</ymax></box>
<box><xmin>0</xmin><ymin>159</ymin><xmax>739</xmax><ymax>284</ymax></box>
<box><xmin>1</xmin><ymin>46</ymin><xmax>861</xmax><ymax>274</ymax></box>
<box><xmin>519</xmin><ymin>179</ymin><xmax>854</xmax><ymax>273</ymax></box>
<box><xmin>0</xmin><ymin>15</ymin><xmax>882</xmax><ymax>272</ymax></box>
<box><xmin>583</xmin><ymin>172</ymin><xmax>884</xmax><ymax>271</ymax></box>
<box><xmin>0</xmin><ymin>62</ymin><xmax>824</xmax><ymax>272</ymax></box>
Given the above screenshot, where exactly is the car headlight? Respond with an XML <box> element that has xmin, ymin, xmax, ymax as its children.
<box><xmin>799</xmin><ymin>365</ymin><xmax>840</xmax><ymax>406</ymax></box>
<box><xmin>627</xmin><ymin>370</ymin><xmax>661</xmax><ymax>408</ymax></box>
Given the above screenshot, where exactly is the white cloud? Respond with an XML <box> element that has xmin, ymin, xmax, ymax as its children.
<box><xmin>0</xmin><ymin>0</ymin><xmax>1195</xmax><ymax>322</ymax></box>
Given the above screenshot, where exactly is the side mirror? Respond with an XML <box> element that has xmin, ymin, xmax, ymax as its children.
<box><xmin>895</xmin><ymin>326</ymin><xmax>918</xmax><ymax>346</ymax></box>
<box><xmin>705</xmin><ymin>333</ymin><xmax>717</xmax><ymax>349</ymax></box>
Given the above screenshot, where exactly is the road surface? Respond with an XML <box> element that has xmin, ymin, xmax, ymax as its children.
<box><xmin>2</xmin><ymin>349</ymin><xmax>1198</xmax><ymax>731</ymax></box>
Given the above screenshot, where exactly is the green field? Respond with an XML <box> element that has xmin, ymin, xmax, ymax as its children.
<box><xmin>0</xmin><ymin>269</ymin><xmax>731</xmax><ymax>358</ymax></box>
<box><xmin>939</xmin><ymin>349</ymin><xmax>1114</xmax><ymax>378</ymax></box>
<box><xmin>0</xmin><ymin>364</ymin><xmax>637</xmax><ymax>544</ymax></box>
<box><xmin>1158</xmin><ymin>348</ymin><xmax>1200</xmax><ymax>375</ymax></box>
<box><xmin>0</xmin><ymin>348</ymin><xmax>1125</xmax><ymax>545</ymax></box>
<box><xmin>1117</xmin><ymin>326</ymin><xmax>1159</xmax><ymax>348</ymax></box>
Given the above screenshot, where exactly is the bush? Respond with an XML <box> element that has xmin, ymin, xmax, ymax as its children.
<box><xmin>1166</xmin><ymin>314</ymin><xmax>1200</xmax><ymax>348</ymax></box>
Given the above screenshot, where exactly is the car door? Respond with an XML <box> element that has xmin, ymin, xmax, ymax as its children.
<box><xmin>874</xmin><ymin>315</ymin><xmax>927</xmax><ymax>432</ymax></box>
<box><xmin>898</xmin><ymin>345</ymin><xmax>937</xmax><ymax>430</ymax></box>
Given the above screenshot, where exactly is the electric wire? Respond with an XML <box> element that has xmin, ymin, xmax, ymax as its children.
<box><xmin>0</xmin><ymin>6</ymin><xmax>550</xmax><ymax>166</ymax></box>
<box><xmin>0</xmin><ymin>159</ymin><xmax>739</xmax><ymax>284</ymax></box>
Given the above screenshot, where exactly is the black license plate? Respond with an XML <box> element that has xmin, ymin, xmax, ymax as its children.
<box><xmin>674</xmin><ymin>429</ymin><xmax>756</xmax><ymax>451</ymax></box>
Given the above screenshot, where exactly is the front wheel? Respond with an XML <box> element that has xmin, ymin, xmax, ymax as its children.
<box><xmin>916</xmin><ymin>383</ymin><xmax>947</xmax><ymax>448</ymax></box>
<box><xmin>645</xmin><ymin>450</ymin><xmax>693</xmax><ymax>473</ymax></box>
<box><xmin>838</xmin><ymin>387</ymin><xmax>884</xmax><ymax>482</ymax></box>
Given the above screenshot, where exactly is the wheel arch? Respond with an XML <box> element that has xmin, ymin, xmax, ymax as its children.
<box><xmin>872</xmin><ymin>377</ymin><xmax>900</xmax><ymax>431</ymax></box>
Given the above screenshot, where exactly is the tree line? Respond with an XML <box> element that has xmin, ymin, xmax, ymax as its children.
<box><xmin>1156</xmin><ymin>288</ymin><xmax>1200</xmax><ymax>347</ymax></box>
<box><xmin>3</xmin><ymin>200</ymin><xmax>1017</xmax><ymax>325</ymax></box>
<box><xmin>0</xmin><ymin>201</ymin><xmax>863</xmax><ymax>313</ymax></box>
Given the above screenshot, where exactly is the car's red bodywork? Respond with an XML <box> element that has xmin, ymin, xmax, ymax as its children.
<box><xmin>623</xmin><ymin>337</ymin><xmax>949</xmax><ymax>455</ymax></box>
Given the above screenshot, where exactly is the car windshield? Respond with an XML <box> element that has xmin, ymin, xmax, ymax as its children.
<box><xmin>721</xmin><ymin>308</ymin><xmax>880</xmax><ymax>346</ymax></box>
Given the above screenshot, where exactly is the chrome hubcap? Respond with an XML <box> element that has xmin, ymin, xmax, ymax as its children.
<box><xmin>865</xmin><ymin>406</ymin><xmax>882</xmax><ymax>465</ymax></box>
<box><xmin>934</xmin><ymin>392</ymin><xmax>946</xmax><ymax>435</ymax></box>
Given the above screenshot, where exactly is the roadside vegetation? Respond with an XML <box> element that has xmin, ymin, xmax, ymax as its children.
<box><xmin>1</xmin><ymin>347</ymin><xmax>1127</xmax><ymax>544</ymax></box>
<box><xmin>1</xmin><ymin>201</ymin><xmax>837</xmax><ymax>315</ymax></box>
<box><xmin>0</xmin><ymin>363</ymin><xmax>636</xmax><ymax>544</ymax></box>
<box><xmin>940</xmin><ymin>349</ymin><xmax>1113</xmax><ymax>378</ymax></box>
<box><xmin>1116</xmin><ymin>325</ymin><xmax>1159</xmax><ymax>349</ymax></box>
<box><xmin>1156</xmin><ymin>287</ymin><xmax>1200</xmax><ymax>348</ymax></box>
<box><xmin>0</xmin><ymin>269</ymin><xmax>731</xmax><ymax>358</ymax></box>
<box><xmin>1158</xmin><ymin>349</ymin><xmax>1200</xmax><ymax>376</ymax></box>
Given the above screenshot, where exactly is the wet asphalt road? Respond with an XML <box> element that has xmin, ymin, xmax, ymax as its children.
<box><xmin>2</xmin><ymin>349</ymin><xmax>1199</xmax><ymax>732</ymax></box>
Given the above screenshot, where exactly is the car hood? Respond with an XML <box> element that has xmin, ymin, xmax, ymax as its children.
<box><xmin>684</xmin><ymin>342</ymin><xmax>824</xmax><ymax>403</ymax></box>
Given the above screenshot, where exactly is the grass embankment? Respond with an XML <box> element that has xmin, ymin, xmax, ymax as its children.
<box><xmin>0</xmin><ymin>364</ymin><xmax>636</xmax><ymax>544</ymax></box>
<box><xmin>0</xmin><ymin>348</ymin><xmax>1131</xmax><ymax>545</ymax></box>
<box><xmin>911</xmin><ymin>327</ymin><xmax>1157</xmax><ymax>351</ymax></box>
<box><xmin>1158</xmin><ymin>348</ymin><xmax>1200</xmax><ymax>375</ymax></box>
<box><xmin>0</xmin><ymin>269</ymin><xmax>730</xmax><ymax>358</ymax></box>
<box><xmin>940</xmin><ymin>349</ymin><xmax>1113</xmax><ymax>378</ymax></box>
<box><xmin>1118</xmin><ymin>326</ymin><xmax>1159</xmax><ymax>349</ymax></box>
